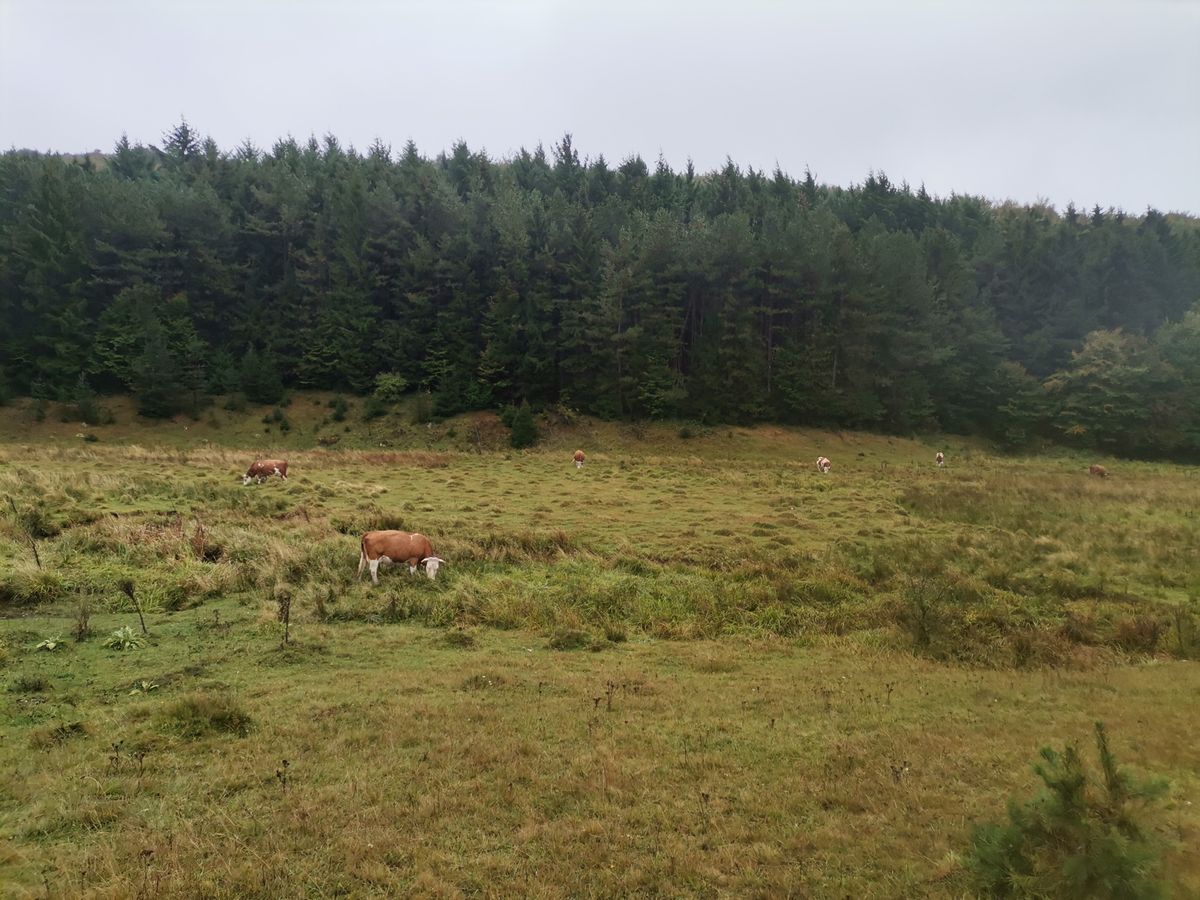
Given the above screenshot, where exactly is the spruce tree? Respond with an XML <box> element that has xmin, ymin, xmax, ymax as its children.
<box><xmin>71</xmin><ymin>372</ymin><xmax>100</xmax><ymax>423</ymax></box>
<box><xmin>0</xmin><ymin>129</ymin><xmax>1198</xmax><ymax>458</ymax></box>
<box><xmin>509</xmin><ymin>402</ymin><xmax>537</xmax><ymax>448</ymax></box>
<box><xmin>239</xmin><ymin>347</ymin><xmax>284</xmax><ymax>405</ymax></box>
<box><xmin>180</xmin><ymin>335</ymin><xmax>210</xmax><ymax>415</ymax></box>
<box><xmin>134</xmin><ymin>329</ymin><xmax>183</xmax><ymax>418</ymax></box>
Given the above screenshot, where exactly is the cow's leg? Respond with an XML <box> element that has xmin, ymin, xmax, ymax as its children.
<box><xmin>369</xmin><ymin>558</ymin><xmax>380</xmax><ymax>585</ymax></box>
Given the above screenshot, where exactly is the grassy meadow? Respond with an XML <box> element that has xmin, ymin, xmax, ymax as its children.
<box><xmin>1</xmin><ymin>394</ymin><xmax>1198</xmax><ymax>897</ymax></box>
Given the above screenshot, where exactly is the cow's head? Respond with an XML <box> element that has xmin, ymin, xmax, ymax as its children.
<box><xmin>242</xmin><ymin>473</ymin><xmax>253</xmax><ymax>486</ymax></box>
<box><xmin>422</xmin><ymin>556</ymin><xmax>444</xmax><ymax>580</ymax></box>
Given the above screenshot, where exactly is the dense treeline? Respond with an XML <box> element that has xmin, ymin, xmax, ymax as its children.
<box><xmin>2</xmin><ymin>121</ymin><xmax>1199</xmax><ymax>457</ymax></box>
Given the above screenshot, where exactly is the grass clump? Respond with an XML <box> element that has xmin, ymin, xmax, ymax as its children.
<box><xmin>30</xmin><ymin>721</ymin><xmax>89</xmax><ymax>749</ymax></box>
<box><xmin>442</xmin><ymin>629</ymin><xmax>478</xmax><ymax>649</ymax></box>
<box><xmin>159</xmin><ymin>692</ymin><xmax>253</xmax><ymax>738</ymax></box>
<box><xmin>0</xmin><ymin>569</ymin><xmax>66</xmax><ymax>607</ymax></box>
<box><xmin>9</xmin><ymin>674</ymin><xmax>51</xmax><ymax>693</ymax></box>
<box><xmin>968</xmin><ymin>722</ymin><xmax>1168</xmax><ymax>899</ymax></box>
<box><xmin>1113</xmin><ymin>616</ymin><xmax>1164</xmax><ymax>654</ymax></box>
<box><xmin>603</xmin><ymin>623</ymin><xmax>628</xmax><ymax>643</ymax></box>
<box><xmin>548</xmin><ymin>627</ymin><xmax>592</xmax><ymax>651</ymax></box>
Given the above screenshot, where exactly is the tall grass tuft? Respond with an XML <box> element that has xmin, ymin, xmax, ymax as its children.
<box><xmin>159</xmin><ymin>692</ymin><xmax>253</xmax><ymax>738</ymax></box>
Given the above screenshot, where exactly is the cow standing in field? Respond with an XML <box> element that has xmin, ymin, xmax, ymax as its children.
<box><xmin>573</xmin><ymin>449</ymin><xmax>586</xmax><ymax>470</ymax></box>
<box><xmin>816</xmin><ymin>456</ymin><xmax>832</xmax><ymax>473</ymax></box>
<box><xmin>243</xmin><ymin>459</ymin><xmax>288</xmax><ymax>485</ymax></box>
<box><xmin>358</xmin><ymin>530</ymin><xmax>445</xmax><ymax>583</ymax></box>
<box><xmin>1089</xmin><ymin>464</ymin><xmax>1108</xmax><ymax>478</ymax></box>
<box><xmin>935</xmin><ymin>451</ymin><xmax>945</xmax><ymax>467</ymax></box>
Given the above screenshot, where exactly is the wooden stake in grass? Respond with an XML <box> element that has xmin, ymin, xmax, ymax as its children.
<box><xmin>121</xmin><ymin>580</ymin><xmax>148</xmax><ymax>636</ymax></box>
<box><xmin>6</xmin><ymin>495</ymin><xmax>41</xmax><ymax>569</ymax></box>
<box><xmin>275</xmin><ymin>586</ymin><xmax>293</xmax><ymax>646</ymax></box>
<box><xmin>189</xmin><ymin>520</ymin><xmax>208</xmax><ymax>560</ymax></box>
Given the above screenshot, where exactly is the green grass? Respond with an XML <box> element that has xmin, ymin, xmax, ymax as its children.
<box><xmin>1</xmin><ymin>396</ymin><xmax>1198</xmax><ymax>896</ymax></box>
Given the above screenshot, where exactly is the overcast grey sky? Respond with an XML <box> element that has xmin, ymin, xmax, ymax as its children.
<box><xmin>2</xmin><ymin>0</ymin><xmax>1197</xmax><ymax>213</ymax></box>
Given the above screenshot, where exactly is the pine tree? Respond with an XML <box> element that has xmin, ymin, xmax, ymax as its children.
<box><xmin>509</xmin><ymin>402</ymin><xmax>538</xmax><ymax>448</ymax></box>
<box><xmin>71</xmin><ymin>372</ymin><xmax>100</xmax><ymax>424</ymax></box>
<box><xmin>0</xmin><ymin>130</ymin><xmax>1198</xmax><ymax>458</ymax></box>
<box><xmin>239</xmin><ymin>346</ymin><xmax>285</xmax><ymax>405</ymax></box>
<box><xmin>134</xmin><ymin>328</ymin><xmax>183</xmax><ymax>418</ymax></box>
<box><xmin>968</xmin><ymin>723</ymin><xmax>1168</xmax><ymax>899</ymax></box>
<box><xmin>162</xmin><ymin>117</ymin><xmax>202</xmax><ymax>175</ymax></box>
<box><xmin>180</xmin><ymin>335</ymin><xmax>210</xmax><ymax>415</ymax></box>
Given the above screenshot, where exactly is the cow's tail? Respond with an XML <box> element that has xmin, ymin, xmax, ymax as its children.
<box><xmin>357</xmin><ymin>537</ymin><xmax>367</xmax><ymax>580</ymax></box>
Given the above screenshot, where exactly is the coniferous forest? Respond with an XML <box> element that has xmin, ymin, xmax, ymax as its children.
<box><xmin>3</xmin><ymin>121</ymin><xmax>1199</xmax><ymax>459</ymax></box>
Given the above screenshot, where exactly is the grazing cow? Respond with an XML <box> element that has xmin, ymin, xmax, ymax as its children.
<box><xmin>358</xmin><ymin>530</ymin><xmax>444</xmax><ymax>583</ymax></box>
<box><xmin>935</xmin><ymin>451</ymin><xmax>945</xmax><ymax>467</ymax></box>
<box><xmin>243</xmin><ymin>459</ymin><xmax>288</xmax><ymax>485</ymax></box>
<box><xmin>573</xmin><ymin>449</ymin><xmax>586</xmax><ymax>469</ymax></box>
<box><xmin>816</xmin><ymin>456</ymin><xmax>832</xmax><ymax>473</ymax></box>
<box><xmin>1089</xmin><ymin>464</ymin><xmax>1108</xmax><ymax>478</ymax></box>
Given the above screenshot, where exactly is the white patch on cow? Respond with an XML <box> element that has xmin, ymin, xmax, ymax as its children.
<box><xmin>423</xmin><ymin>557</ymin><xmax>443</xmax><ymax>580</ymax></box>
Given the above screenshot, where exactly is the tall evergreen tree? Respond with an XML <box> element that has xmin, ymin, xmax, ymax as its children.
<box><xmin>133</xmin><ymin>326</ymin><xmax>183</xmax><ymax>418</ymax></box>
<box><xmin>0</xmin><ymin>128</ymin><xmax>1198</xmax><ymax>458</ymax></box>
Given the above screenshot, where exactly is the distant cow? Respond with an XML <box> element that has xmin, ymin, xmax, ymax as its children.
<box><xmin>816</xmin><ymin>456</ymin><xmax>832</xmax><ymax>473</ymax></box>
<box><xmin>1089</xmin><ymin>464</ymin><xmax>1108</xmax><ymax>478</ymax></box>
<box><xmin>243</xmin><ymin>459</ymin><xmax>288</xmax><ymax>485</ymax></box>
<box><xmin>935</xmin><ymin>451</ymin><xmax>945</xmax><ymax>467</ymax></box>
<box><xmin>573</xmin><ymin>449</ymin><xmax>586</xmax><ymax>469</ymax></box>
<box><xmin>358</xmin><ymin>530</ymin><xmax>444</xmax><ymax>583</ymax></box>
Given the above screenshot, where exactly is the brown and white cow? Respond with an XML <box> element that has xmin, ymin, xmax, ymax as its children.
<box><xmin>358</xmin><ymin>530</ymin><xmax>444</xmax><ymax>583</ymax></box>
<box><xmin>935</xmin><ymin>451</ymin><xmax>945</xmax><ymax>467</ymax></box>
<box><xmin>243</xmin><ymin>459</ymin><xmax>288</xmax><ymax>485</ymax></box>
<box><xmin>816</xmin><ymin>456</ymin><xmax>832</xmax><ymax>473</ymax></box>
<box><xmin>573</xmin><ymin>449</ymin><xmax>586</xmax><ymax>470</ymax></box>
<box><xmin>1089</xmin><ymin>464</ymin><xmax>1108</xmax><ymax>478</ymax></box>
